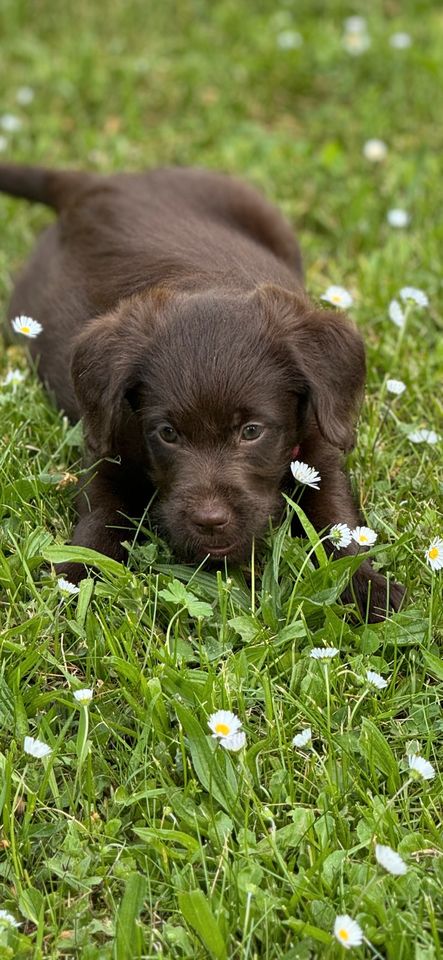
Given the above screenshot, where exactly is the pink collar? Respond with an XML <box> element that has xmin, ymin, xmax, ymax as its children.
<box><xmin>291</xmin><ymin>444</ymin><xmax>300</xmax><ymax>460</ymax></box>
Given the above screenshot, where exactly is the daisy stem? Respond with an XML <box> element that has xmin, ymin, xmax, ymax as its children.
<box><xmin>371</xmin><ymin>779</ymin><xmax>412</xmax><ymax>839</ymax></box>
<box><xmin>370</xmin><ymin>399</ymin><xmax>392</xmax><ymax>455</ymax></box>
<box><xmin>165</xmin><ymin>608</ymin><xmax>183</xmax><ymax>658</ymax></box>
<box><xmin>8</xmin><ymin>772</ymin><xmax>27</xmax><ymax>894</ymax></box>
<box><xmin>286</xmin><ymin>534</ymin><xmax>329</xmax><ymax>622</ymax></box>
<box><xmin>323</xmin><ymin>663</ymin><xmax>332</xmax><ymax>736</ymax></box>
<box><xmin>428</xmin><ymin>575</ymin><xmax>434</xmax><ymax>645</ymax></box>
<box><xmin>392</xmin><ymin>303</ymin><xmax>412</xmax><ymax>366</ymax></box>
<box><xmin>76</xmin><ymin>705</ymin><xmax>90</xmax><ymax>767</ymax></box>
<box><xmin>363</xmin><ymin>935</ymin><xmax>385</xmax><ymax>960</ymax></box>
<box><xmin>73</xmin><ymin>707</ymin><xmax>90</xmax><ymax>801</ymax></box>
<box><xmin>348</xmin><ymin>687</ymin><xmax>370</xmax><ymax>727</ymax></box>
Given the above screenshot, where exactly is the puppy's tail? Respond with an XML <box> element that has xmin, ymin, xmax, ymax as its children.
<box><xmin>0</xmin><ymin>163</ymin><xmax>95</xmax><ymax>211</ymax></box>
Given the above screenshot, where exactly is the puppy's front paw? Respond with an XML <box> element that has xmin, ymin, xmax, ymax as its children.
<box><xmin>344</xmin><ymin>561</ymin><xmax>405</xmax><ymax>623</ymax></box>
<box><xmin>54</xmin><ymin>512</ymin><xmax>129</xmax><ymax>584</ymax></box>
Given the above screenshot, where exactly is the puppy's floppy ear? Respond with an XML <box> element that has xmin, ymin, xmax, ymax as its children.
<box><xmin>259</xmin><ymin>285</ymin><xmax>366</xmax><ymax>451</ymax></box>
<box><xmin>71</xmin><ymin>299</ymin><xmax>143</xmax><ymax>457</ymax></box>
<box><xmin>71</xmin><ymin>292</ymin><xmax>169</xmax><ymax>458</ymax></box>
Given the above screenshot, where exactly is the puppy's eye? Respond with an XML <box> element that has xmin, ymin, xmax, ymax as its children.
<box><xmin>158</xmin><ymin>424</ymin><xmax>179</xmax><ymax>444</ymax></box>
<box><xmin>240</xmin><ymin>423</ymin><xmax>264</xmax><ymax>442</ymax></box>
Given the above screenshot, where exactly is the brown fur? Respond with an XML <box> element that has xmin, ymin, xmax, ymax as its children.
<box><xmin>0</xmin><ymin>163</ymin><xmax>404</xmax><ymax>620</ymax></box>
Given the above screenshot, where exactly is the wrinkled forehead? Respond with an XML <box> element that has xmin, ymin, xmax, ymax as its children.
<box><xmin>144</xmin><ymin>302</ymin><xmax>296</xmax><ymax>428</ymax></box>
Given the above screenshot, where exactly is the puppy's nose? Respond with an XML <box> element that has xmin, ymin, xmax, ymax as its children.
<box><xmin>190</xmin><ymin>502</ymin><xmax>230</xmax><ymax>531</ymax></box>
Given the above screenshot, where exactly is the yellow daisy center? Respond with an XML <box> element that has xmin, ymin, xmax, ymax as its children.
<box><xmin>332</xmin><ymin>295</ymin><xmax>341</xmax><ymax>304</ymax></box>
<box><xmin>429</xmin><ymin>547</ymin><xmax>439</xmax><ymax>560</ymax></box>
<box><xmin>215</xmin><ymin>722</ymin><xmax>231</xmax><ymax>736</ymax></box>
<box><xmin>21</xmin><ymin>326</ymin><xmax>30</xmax><ymax>334</ymax></box>
<box><xmin>359</xmin><ymin>534</ymin><xmax>368</xmax><ymax>543</ymax></box>
<box><xmin>338</xmin><ymin>929</ymin><xmax>349</xmax><ymax>941</ymax></box>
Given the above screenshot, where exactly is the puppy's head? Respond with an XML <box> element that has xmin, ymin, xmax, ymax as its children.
<box><xmin>71</xmin><ymin>286</ymin><xmax>365</xmax><ymax>562</ymax></box>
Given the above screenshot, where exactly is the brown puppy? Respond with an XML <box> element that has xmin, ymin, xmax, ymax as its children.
<box><xmin>0</xmin><ymin>164</ymin><xmax>403</xmax><ymax>619</ymax></box>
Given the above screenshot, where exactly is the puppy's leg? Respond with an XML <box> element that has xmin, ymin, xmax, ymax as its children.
<box><xmin>297</xmin><ymin>441</ymin><xmax>404</xmax><ymax>622</ymax></box>
<box><xmin>56</xmin><ymin>460</ymin><xmax>148</xmax><ymax>583</ymax></box>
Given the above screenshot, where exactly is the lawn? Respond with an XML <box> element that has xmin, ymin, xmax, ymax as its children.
<box><xmin>0</xmin><ymin>1</ymin><xmax>442</xmax><ymax>957</ymax></box>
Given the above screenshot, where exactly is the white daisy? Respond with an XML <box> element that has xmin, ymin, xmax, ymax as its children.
<box><xmin>292</xmin><ymin>727</ymin><xmax>312</xmax><ymax>748</ymax></box>
<box><xmin>0</xmin><ymin>113</ymin><xmax>22</xmax><ymax>132</ymax></box>
<box><xmin>320</xmin><ymin>285</ymin><xmax>353</xmax><ymax>309</ymax></box>
<box><xmin>388</xmin><ymin>299</ymin><xmax>405</xmax><ymax>328</ymax></box>
<box><xmin>386</xmin><ymin>378</ymin><xmax>406</xmax><ymax>395</ymax></box>
<box><xmin>363</xmin><ymin>138</ymin><xmax>388</xmax><ymax>162</ymax></box>
<box><xmin>399</xmin><ymin>286</ymin><xmax>429</xmax><ymax>307</ymax></box>
<box><xmin>375</xmin><ymin>843</ymin><xmax>407</xmax><ymax>875</ymax></box>
<box><xmin>390</xmin><ymin>32</ymin><xmax>412</xmax><ymax>49</ymax></box>
<box><xmin>366</xmin><ymin>670</ymin><xmax>388</xmax><ymax>690</ymax></box>
<box><xmin>290</xmin><ymin>460</ymin><xmax>321</xmax><ymax>490</ymax></box>
<box><xmin>276</xmin><ymin>30</ymin><xmax>303</xmax><ymax>49</ymax></box>
<box><xmin>16</xmin><ymin>85</ymin><xmax>35</xmax><ymax>105</ymax></box>
<box><xmin>208</xmin><ymin>710</ymin><xmax>242</xmax><ymax>740</ymax></box>
<box><xmin>351</xmin><ymin>526</ymin><xmax>377</xmax><ymax>546</ymax></box>
<box><xmin>24</xmin><ymin>736</ymin><xmax>52</xmax><ymax>759</ymax></box>
<box><xmin>408</xmin><ymin>754</ymin><xmax>435</xmax><ymax>781</ymax></box>
<box><xmin>408</xmin><ymin>429</ymin><xmax>440</xmax><ymax>445</ymax></box>
<box><xmin>333</xmin><ymin>915</ymin><xmax>363</xmax><ymax>949</ymax></box>
<box><xmin>0</xmin><ymin>910</ymin><xmax>20</xmax><ymax>927</ymax></box>
<box><xmin>219</xmin><ymin>731</ymin><xmax>246</xmax><ymax>752</ymax></box>
<box><xmin>73</xmin><ymin>688</ymin><xmax>94</xmax><ymax>705</ymax></box>
<box><xmin>344</xmin><ymin>16</ymin><xmax>367</xmax><ymax>34</ymax></box>
<box><xmin>310</xmin><ymin>647</ymin><xmax>339</xmax><ymax>661</ymax></box>
<box><xmin>387</xmin><ymin>209</ymin><xmax>410</xmax><ymax>228</ymax></box>
<box><xmin>58</xmin><ymin>577</ymin><xmax>80</xmax><ymax>595</ymax></box>
<box><xmin>343</xmin><ymin>31</ymin><xmax>371</xmax><ymax>55</ymax></box>
<box><xmin>11</xmin><ymin>315</ymin><xmax>43</xmax><ymax>338</ymax></box>
<box><xmin>425</xmin><ymin>537</ymin><xmax>443</xmax><ymax>571</ymax></box>
<box><xmin>2</xmin><ymin>368</ymin><xmax>26</xmax><ymax>387</ymax></box>
<box><xmin>328</xmin><ymin>523</ymin><xmax>352</xmax><ymax>549</ymax></box>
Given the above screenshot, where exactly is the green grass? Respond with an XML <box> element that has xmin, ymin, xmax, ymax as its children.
<box><xmin>1</xmin><ymin>1</ymin><xmax>442</xmax><ymax>957</ymax></box>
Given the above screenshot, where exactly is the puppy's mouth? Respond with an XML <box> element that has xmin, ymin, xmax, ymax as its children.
<box><xmin>202</xmin><ymin>543</ymin><xmax>237</xmax><ymax>559</ymax></box>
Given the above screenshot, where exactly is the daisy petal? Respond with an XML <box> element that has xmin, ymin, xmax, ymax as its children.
<box><xmin>351</xmin><ymin>525</ymin><xmax>377</xmax><ymax>546</ymax></box>
<box><xmin>390</xmin><ymin>32</ymin><xmax>412</xmax><ymax>49</ymax></box>
<box><xmin>24</xmin><ymin>736</ymin><xmax>52</xmax><ymax>759</ymax></box>
<box><xmin>375</xmin><ymin>843</ymin><xmax>407</xmax><ymax>875</ymax></box>
<box><xmin>366</xmin><ymin>670</ymin><xmax>388</xmax><ymax>690</ymax></box>
<box><xmin>320</xmin><ymin>285</ymin><xmax>353</xmax><ymax>309</ymax></box>
<box><xmin>328</xmin><ymin>523</ymin><xmax>352</xmax><ymax>548</ymax></box>
<box><xmin>388</xmin><ymin>299</ymin><xmax>405</xmax><ymax>328</ymax></box>
<box><xmin>219</xmin><ymin>731</ymin><xmax>246</xmax><ymax>752</ymax></box>
<box><xmin>399</xmin><ymin>286</ymin><xmax>429</xmax><ymax>307</ymax></box>
<box><xmin>387</xmin><ymin>208</ymin><xmax>410</xmax><ymax>228</ymax></box>
<box><xmin>408</xmin><ymin>429</ymin><xmax>440</xmax><ymax>445</ymax></box>
<box><xmin>58</xmin><ymin>577</ymin><xmax>80</xmax><ymax>595</ymax></box>
<box><xmin>386</xmin><ymin>378</ymin><xmax>406</xmax><ymax>395</ymax></box>
<box><xmin>363</xmin><ymin>139</ymin><xmax>388</xmax><ymax>162</ymax></box>
<box><xmin>208</xmin><ymin>709</ymin><xmax>242</xmax><ymax>739</ymax></box>
<box><xmin>342</xmin><ymin>31</ymin><xmax>371</xmax><ymax>55</ymax></box>
<box><xmin>2</xmin><ymin>368</ymin><xmax>26</xmax><ymax>387</ymax></box>
<box><xmin>73</xmin><ymin>688</ymin><xmax>94</xmax><ymax>705</ymax></box>
<box><xmin>276</xmin><ymin>30</ymin><xmax>303</xmax><ymax>49</ymax></box>
<box><xmin>425</xmin><ymin>538</ymin><xmax>443</xmax><ymax>571</ymax></box>
<box><xmin>310</xmin><ymin>647</ymin><xmax>339</xmax><ymax>661</ymax></box>
<box><xmin>290</xmin><ymin>460</ymin><xmax>321</xmax><ymax>490</ymax></box>
<box><xmin>408</xmin><ymin>754</ymin><xmax>435</xmax><ymax>781</ymax></box>
<box><xmin>344</xmin><ymin>16</ymin><xmax>367</xmax><ymax>33</ymax></box>
<box><xmin>333</xmin><ymin>915</ymin><xmax>363</xmax><ymax>949</ymax></box>
<box><xmin>0</xmin><ymin>909</ymin><xmax>20</xmax><ymax>927</ymax></box>
<box><xmin>11</xmin><ymin>315</ymin><xmax>43</xmax><ymax>338</ymax></box>
<box><xmin>292</xmin><ymin>727</ymin><xmax>312</xmax><ymax>748</ymax></box>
